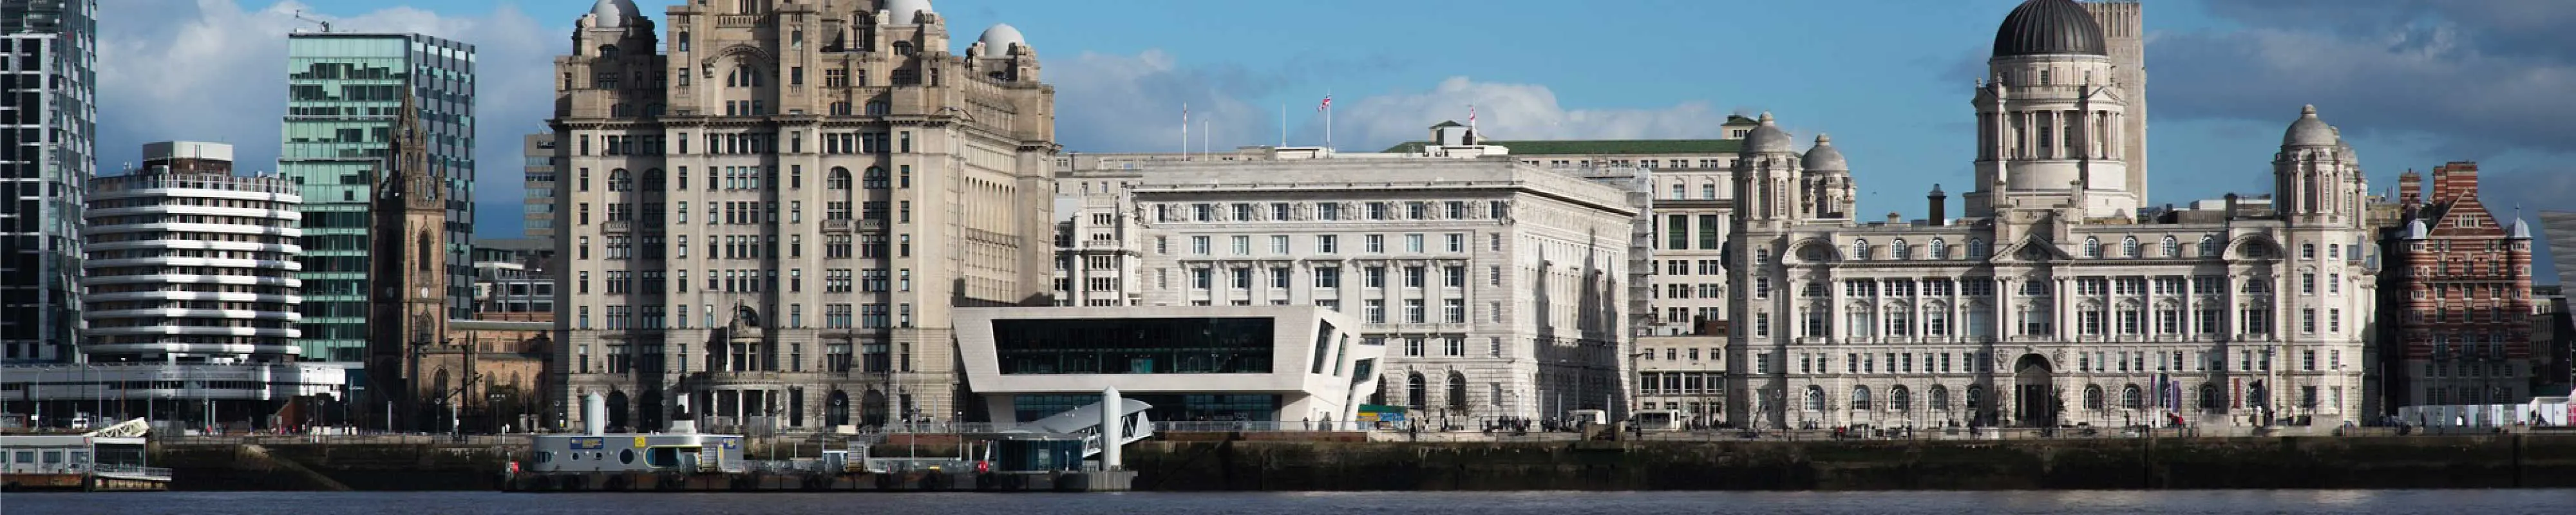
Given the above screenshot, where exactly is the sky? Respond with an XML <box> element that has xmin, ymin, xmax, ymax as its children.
<box><xmin>99</xmin><ymin>0</ymin><xmax>2575</xmax><ymax>280</ymax></box>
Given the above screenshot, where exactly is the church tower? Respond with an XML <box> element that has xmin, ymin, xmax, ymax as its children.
<box><xmin>1967</xmin><ymin>0</ymin><xmax>2136</xmax><ymax>220</ymax></box>
<box><xmin>368</xmin><ymin>92</ymin><xmax>451</xmax><ymax>432</ymax></box>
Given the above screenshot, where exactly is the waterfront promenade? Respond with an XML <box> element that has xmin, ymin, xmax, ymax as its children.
<box><xmin>140</xmin><ymin>430</ymin><xmax>2576</xmax><ymax>491</ymax></box>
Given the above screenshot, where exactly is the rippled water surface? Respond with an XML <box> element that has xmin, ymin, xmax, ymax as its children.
<box><xmin>14</xmin><ymin>490</ymin><xmax>2576</xmax><ymax>515</ymax></box>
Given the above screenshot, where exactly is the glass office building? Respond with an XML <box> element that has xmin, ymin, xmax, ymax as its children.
<box><xmin>281</xmin><ymin>33</ymin><xmax>476</xmax><ymax>362</ymax></box>
<box><xmin>0</xmin><ymin>0</ymin><xmax>95</xmax><ymax>364</ymax></box>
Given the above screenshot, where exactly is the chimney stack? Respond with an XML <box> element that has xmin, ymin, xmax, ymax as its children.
<box><xmin>2223</xmin><ymin>193</ymin><xmax>2240</xmax><ymax>218</ymax></box>
<box><xmin>1927</xmin><ymin>183</ymin><xmax>1948</xmax><ymax>226</ymax></box>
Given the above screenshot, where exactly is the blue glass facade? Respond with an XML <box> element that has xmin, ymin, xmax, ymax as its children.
<box><xmin>281</xmin><ymin>33</ymin><xmax>476</xmax><ymax>362</ymax></box>
<box><xmin>0</xmin><ymin>0</ymin><xmax>95</xmax><ymax>363</ymax></box>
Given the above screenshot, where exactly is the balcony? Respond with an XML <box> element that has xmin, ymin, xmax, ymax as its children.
<box><xmin>715</xmin><ymin>14</ymin><xmax>765</xmax><ymax>28</ymax></box>
<box><xmin>821</xmin><ymin>219</ymin><xmax>887</xmax><ymax>233</ymax></box>
<box><xmin>603</xmin><ymin>220</ymin><xmax>632</xmax><ymax>234</ymax></box>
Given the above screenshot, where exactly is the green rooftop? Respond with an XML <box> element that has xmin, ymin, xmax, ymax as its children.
<box><xmin>1379</xmin><ymin>138</ymin><xmax>1745</xmax><ymax>155</ymax></box>
<box><xmin>1723</xmin><ymin>115</ymin><xmax>1760</xmax><ymax>126</ymax></box>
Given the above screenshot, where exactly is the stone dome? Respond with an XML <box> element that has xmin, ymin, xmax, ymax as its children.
<box><xmin>1743</xmin><ymin>113</ymin><xmax>1796</xmax><ymax>154</ymax></box>
<box><xmin>1993</xmin><ymin>0</ymin><xmax>2107</xmax><ymax>57</ymax></box>
<box><xmin>1804</xmin><ymin>135</ymin><xmax>1848</xmax><ymax>172</ymax></box>
<box><xmin>589</xmin><ymin>0</ymin><xmax>639</xmax><ymax>28</ymax></box>
<box><xmin>978</xmin><ymin>23</ymin><xmax>1027</xmax><ymax>54</ymax></box>
<box><xmin>2284</xmin><ymin>105</ymin><xmax>2338</xmax><ymax>147</ymax></box>
<box><xmin>885</xmin><ymin>0</ymin><xmax>935</xmax><ymax>25</ymax></box>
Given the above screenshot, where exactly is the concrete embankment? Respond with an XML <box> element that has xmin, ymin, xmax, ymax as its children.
<box><xmin>153</xmin><ymin>440</ymin><xmax>522</xmax><ymax>491</ymax></box>
<box><xmin>145</xmin><ymin>435</ymin><xmax>2576</xmax><ymax>491</ymax></box>
<box><xmin>1124</xmin><ymin>436</ymin><xmax>2576</xmax><ymax>491</ymax></box>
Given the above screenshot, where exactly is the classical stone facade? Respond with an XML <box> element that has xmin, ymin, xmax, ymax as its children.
<box><xmin>553</xmin><ymin>0</ymin><xmax>1058</xmax><ymax>433</ymax></box>
<box><xmin>2382</xmin><ymin>162</ymin><xmax>2538</xmax><ymax>407</ymax></box>
<box><xmin>1727</xmin><ymin>0</ymin><xmax>2376</xmax><ymax>431</ymax></box>
<box><xmin>1126</xmin><ymin>158</ymin><xmax>1636</xmax><ymax>424</ymax></box>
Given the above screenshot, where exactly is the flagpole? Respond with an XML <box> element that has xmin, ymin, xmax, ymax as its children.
<box><xmin>1280</xmin><ymin>104</ymin><xmax>1287</xmax><ymax>147</ymax></box>
<box><xmin>1324</xmin><ymin>91</ymin><xmax>1334</xmax><ymax>151</ymax></box>
<box><xmin>1182</xmin><ymin>103</ymin><xmax>1189</xmax><ymax>161</ymax></box>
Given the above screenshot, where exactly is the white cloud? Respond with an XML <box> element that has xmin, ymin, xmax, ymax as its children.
<box><xmin>1048</xmin><ymin>50</ymin><xmax>1275</xmax><ymax>153</ymax></box>
<box><xmin>98</xmin><ymin>0</ymin><xmax>556</xmax><ymax>236</ymax></box>
<box><xmin>1333</xmin><ymin>77</ymin><xmax>1731</xmax><ymax>150</ymax></box>
<box><xmin>1048</xmin><ymin>57</ymin><xmax>1736</xmax><ymax>154</ymax></box>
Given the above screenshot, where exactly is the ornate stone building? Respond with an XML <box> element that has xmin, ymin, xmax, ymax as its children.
<box><xmin>2383</xmin><ymin>162</ymin><xmax>2537</xmax><ymax>408</ymax></box>
<box><xmin>553</xmin><ymin>0</ymin><xmax>1058</xmax><ymax>433</ymax></box>
<box><xmin>1727</xmin><ymin>0</ymin><xmax>2376</xmax><ymax>431</ymax></box>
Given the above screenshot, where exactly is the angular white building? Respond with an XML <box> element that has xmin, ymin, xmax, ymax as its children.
<box><xmin>955</xmin><ymin>305</ymin><xmax>1381</xmax><ymax>426</ymax></box>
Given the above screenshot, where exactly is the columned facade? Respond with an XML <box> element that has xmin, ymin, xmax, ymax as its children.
<box><xmin>1727</xmin><ymin>1</ymin><xmax>2374</xmax><ymax>433</ymax></box>
<box><xmin>554</xmin><ymin>0</ymin><xmax>1057</xmax><ymax>434</ymax></box>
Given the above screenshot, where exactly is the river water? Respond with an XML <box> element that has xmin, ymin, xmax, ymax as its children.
<box><xmin>13</xmin><ymin>490</ymin><xmax>2574</xmax><ymax>514</ymax></box>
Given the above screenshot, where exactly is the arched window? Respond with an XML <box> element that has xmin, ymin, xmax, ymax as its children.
<box><xmin>2083</xmin><ymin>237</ymin><xmax>2103</xmax><ymax>258</ymax></box>
<box><xmin>2199</xmin><ymin>235</ymin><xmax>2221</xmax><ymax>257</ymax></box>
<box><xmin>2198</xmin><ymin>384</ymin><xmax>2224</xmax><ymax>412</ymax></box>
<box><xmin>1851</xmin><ymin>239</ymin><xmax>1872</xmax><ymax>261</ymax></box>
<box><xmin>1891</xmin><ymin>386</ymin><xmax>1912</xmax><ymax>411</ymax></box>
<box><xmin>2083</xmin><ymin>384</ymin><xmax>2105</xmax><ymax>411</ymax></box>
<box><xmin>1892</xmin><ymin>238</ymin><xmax>1911</xmax><ymax>260</ymax></box>
<box><xmin>828</xmin><ymin>167</ymin><xmax>851</xmax><ymax>190</ymax></box>
<box><xmin>2121</xmin><ymin>236</ymin><xmax>2141</xmax><ymax>258</ymax></box>
<box><xmin>641</xmin><ymin>169</ymin><xmax>665</xmax><ymax>191</ymax></box>
<box><xmin>1406</xmin><ymin>373</ymin><xmax>1427</xmax><ymax>409</ymax></box>
<box><xmin>2242</xmin><ymin>278</ymin><xmax>2271</xmax><ymax>294</ymax></box>
<box><xmin>1852</xmin><ymin>386</ymin><xmax>1873</xmax><ymax>410</ymax></box>
<box><xmin>1966</xmin><ymin>384</ymin><xmax>1985</xmax><ymax>411</ymax></box>
<box><xmin>1804</xmin><ymin>386</ymin><xmax>1826</xmax><ymax>411</ymax></box>
<box><xmin>605</xmin><ymin>390</ymin><xmax>631</xmax><ymax>432</ymax></box>
<box><xmin>1929</xmin><ymin>238</ymin><xmax>1949</xmax><ymax>259</ymax></box>
<box><xmin>1968</xmin><ymin>238</ymin><xmax>1991</xmax><ymax>259</ymax></box>
<box><xmin>863</xmin><ymin>166</ymin><xmax>889</xmax><ymax>189</ymax></box>
<box><xmin>417</xmin><ymin>232</ymin><xmax>433</xmax><ymax>272</ymax></box>
<box><xmin>2122</xmin><ymin>384</ymin><xmax>2143</xmax><ymax>409</ymax></box>
<box><xmin>826</xmin><ymin>390</ymin><xmax>851</xmax><ymax>426</ymax></box>
<box><xmin>608</xmin><ymin>169</ymin><xmax>632</xmax><ymax>191</ymax></box>
<box><xmin>1928</xmin><ymin>384</ymin><xmax>1950</xmax><ymax>410</ymax></box>
<box><xmin>2161</xmin><ymin>236</ymin><xmax>2181</xmax><ymax>258</ymax></box>
<box><xmin>1446</xmin><ymin>372</ymin><xmax>1469</xmax><ymax>410</ymax></box>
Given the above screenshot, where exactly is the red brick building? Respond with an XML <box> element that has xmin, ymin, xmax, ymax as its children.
<box><xmin>2385</xmin><ymin>162</ymin><xmax>2537</xmax><ymax>409</ymax></box>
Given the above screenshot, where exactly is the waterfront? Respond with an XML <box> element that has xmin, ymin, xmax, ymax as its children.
<box><xmin>12</xmin><ymin>490</ymin><xmax>2576</xmax><ymax>514</ymax></box>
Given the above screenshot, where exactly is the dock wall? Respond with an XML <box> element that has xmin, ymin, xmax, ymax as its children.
<box><xmin>142</xmin><ymin>435</ymin><xmax>2576</xmax><ymax>491</ymax></box>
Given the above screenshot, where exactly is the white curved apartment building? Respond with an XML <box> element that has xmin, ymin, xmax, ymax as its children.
<box><xmin>82</xmin><ymin>145</ymin><xmax>305</xmax><ymax>362</ymax></box>
<box><xmin>0</xmin><ymin>142</ymin><xmax>341</xmax><ymax>431</ymax></box>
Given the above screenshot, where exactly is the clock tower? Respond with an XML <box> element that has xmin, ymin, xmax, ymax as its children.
<box><xmin>368</xmin><ymin>92</ymin><xmax>453</xmax><ymax>432</ymax></box>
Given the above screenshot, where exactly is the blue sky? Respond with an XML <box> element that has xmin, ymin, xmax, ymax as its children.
<box><xmin>103</xmin><ymin>0</ymin><xmax>2576</xmax><ymax>279</ymax></box>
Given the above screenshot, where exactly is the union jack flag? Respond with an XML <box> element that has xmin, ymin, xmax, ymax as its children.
<box><xmin>1317</xmin><ymin>95</ymin><xmax>1332</xmax><ymax>112</ymax></box>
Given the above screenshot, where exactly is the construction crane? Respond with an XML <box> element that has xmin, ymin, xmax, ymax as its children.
<box><xmin>292</xmin><ymin>10</ymin><xmax>332</xmax><ymax>33</ymax></box>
